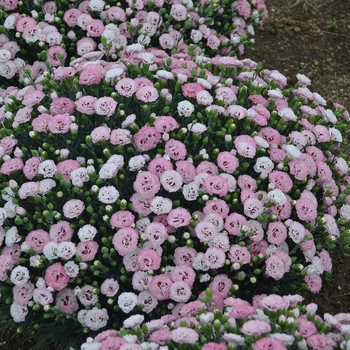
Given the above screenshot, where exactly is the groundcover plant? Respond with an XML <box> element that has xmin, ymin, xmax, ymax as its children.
<box><xmin>1</xmin><ymin>0</ymin><xmax>350</xmax><ymax>349</ymax></box>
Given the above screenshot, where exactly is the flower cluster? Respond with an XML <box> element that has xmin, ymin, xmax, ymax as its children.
<box><xmin>1</xmin><ymin>50</ymin><xmax>350</xmax><ymax>343</ymax></box>
<box><xmin>1</xmin><ymin>0</ymin><xmax>350</xmax><ymax>348</ymax></box>
<box><xmin>0</xmin><ymin>0</ymin><xmax>267</xmax><ymax>82</ymax></box>
<box><xmin>81</xmin><ymin>290</ymin><xmax>350</xmax><ymax>350</ymax></box>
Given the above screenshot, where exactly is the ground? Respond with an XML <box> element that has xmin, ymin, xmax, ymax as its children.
<box><xmin>1</xmin><ymin>0</ymin><xmax>350</xmax><ymax>348</ymax></box>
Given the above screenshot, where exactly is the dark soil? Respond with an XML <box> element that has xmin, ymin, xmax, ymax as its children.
<box><xmin>244</xmin><ymin>0</ymin><xmax>350</xmax><ymax>318</ymax></box>
<box><xmin>1</xmin><ymin>0</ymin><xmax>350</xmax><ymax>348</ymax></box>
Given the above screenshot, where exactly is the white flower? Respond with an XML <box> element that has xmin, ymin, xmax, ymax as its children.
<box><xmin>118</xmin><ymin>292</ymin><xmax>138</xmax><ymax>313</ymax></box>
<box><xmin>42</xmin><ymin>241</ymin><xmax>58</xmax><ymax>260</ymax></box>
<box><xmin>268</xmin><ymin>188</ymin><xmax>287</xmax><ymax>205</ymax></box>
<box><xmin>123</xmin><ymin>314</ymin><xmax>145</xmax><ymax>328</ymax></box>
<box><xmin>177</xmin><ymin>101</ymin><xmax>194</xmax><ymax>117</ymax></box>
<box><xmin>64</xmin><ymin>261</ymin><xmax>80</xmax><ymax>278</ymax></box>
<box><xmin>283</xmin><ymin>144</ymin><xmax>302</xmax><ymax>158</ymax></box>
<box><xmin>10</xmin><ymin>266</ymin><xmax>30</xmax><ymax>286</ymax></box>
<box><xmin>129</xmin><ymin>155</ymin><xmax>146</xmax><ymax>171</ymax></box>
<box><xmin>155</xmin><ymin>70</ymin><xmax>174</xmax><ymax>80</ymax></box>
<box><xmin>190</xmin><ymin>29</ymin><xmax>202</xmax><ymax>43</ymax></box>
<box><xmin>5</xmin><ymin>226</ymin><xmax>20</xmax><ymax>246</ymax></box>
<box><xmin>98</xmin><ymin>186</ymin><xmax>120</xmax><ymax>204</ymax></box>
<box><xmin>329</xmin><ymin>127</ymin><xmax>342</xmax><ymax>142</ymax></box>
<box><xmin>4</xmin><ymin>15</ymin><xmax>17</xmax><ymax>29</ymax></box>
<box><xmin>89</xmin><ymin>0</ymin><xmax>105</xmax><ymax>11</ymax></box>
<box><xmin>182</xmin><ymin>182</ymin><xmax>199</xmax><ymax>201</ymax></box>
<box><xmin>151</xmin><ymin>196</ymin><xmax>173</xmax><ymax>214</ymax></box>
<box><xmin>39</xmin><ymin>179</ymin><xmax>56</xmax><ymax>195</ymax></box>
<box><xmin>188</xmin><ymin>122</ymin><xmax>207</xmax><ymax>134</ymax></box>
<box><xmin>78</xmin><ymin>225</ymin><xmax>98</xmax><ymax>242</ymax></box>
<box><xmin>10</xmin><ymin>302</ymin><xmax>28</xmax><ymax>322</ymax></box>
<box><xmin>57</xmin><ymin>242</ymin><xmax>77</xmax><ymax>260</ymax></box>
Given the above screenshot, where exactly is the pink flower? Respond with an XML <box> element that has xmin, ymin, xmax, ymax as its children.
<box><xmin>148</xmin><ymin>157</ymin><xmax>173</xmax><ymax>177</ymax></box>
<box><xmin>46</xmin><ymin>45</ymin><xmax>67</xmax><ymax>67</ymax></box>
<box><xmin>202</xmin><ymin>343</ymin><xmax>227</xmax><ymax>350</ymax></box>
<box><xmin>167</xmin><ymin>208</ymin><xmax>191</xmax><ymax>228</ymax></box>
<box><xmin>241</xmin><ymin>320</ymin><xmax>271</xmax><ymax>336</ymax></box>
<box><xmin>75</xmin><ymin>95</ymin><xmax>96</xmax><ymax>115</ymax></box>
<box><xmin>25</xmin><ymin>229</ymin><xmax>50</xmax><ymax>253</ymax></box>
<box><xmin>55</xmin><ymin>288</ymin><xmax>79</xmax><ymax>314</ymax></box>
<box><xmin>79</xmin><ymin>65</ymin><xmax>104</xmax><ymax>85</ymax></box>
<box><xmin>195</xmin><ymin>221</ymin><xmax>218</xmax><ymax>243</ymax></box>
<box><xmin>182</xmin><ymin>83</ymin><xmax>204</xmax><ymax>98</ymax></box>
<box><xmin>267</xmin><ymin>222</ymin><xmax>287</xmax><ymax>245</ymax></box>
<box><xmin>216</xmin><ymin>87</ymin><xmax>238</xmax><ymax>104</ymax></box>
<box><xmin>149</xmin><ymin>329</ymin><xmax>172</xmax><ymax>345</ymax></box>
<box><xmin>91</xmin><ymin>126</ymin><xmax>111</xmax><ymax>143</ymax></box>
<box><xmin>265</xmin><ymin>255</ymin><xmax>285</xmax><ymax>281</ymax></box>
<box><xmin>116</xmin><ymin>78</ymin><xmax>137</xmax><ymax>97</ymax></box>
<box><xmin>295</xmin><ymin>316</ymin><xmax>318</xmax><ymax>338</ymax></box>
<box><xmin>209</xmin><ymin>274</ymin><xmax>232</xmax><ymax>297</ymax></box>
<box><xmin>165</xmin><ymin>139</ymin><xmax>187</xmax><ymax>160</ymax></box>
<box><xmin>56</xmin><ymin>160</ymin><xmax>80</xmax><ymax>180</ymax></box>
<box><xmin>171</xmin><ymin>327</ymin><xmax>199</xmax><ymax>344</ymax></box>
<box><xmin>45</xmin><ymin>262</ymin><xmax>69</xmax><ymax>291</ymax></box>
<box><xmin>268</xmin><ymin>171</ymin><xmax>293</xmax><ymax>193</ymax></box>
<box><xmin>63</xmin><ymin>199</ymin><xmax>85</xmax><ymax>219</ymax></box>
<box><xmin>176</xmin><ymin>160</ymin><xmax>196</xmax><ymax>184</ymax></box>
<box><xmin>0</xmin><ymin>158</ymin><xmax>24</xmax><ymax>175</ymax></box>
<box><xmin>225</xmin><ymin>213</ymin><xmax>247</xmax><ymax>236</ymax></box>
<box><xmin>13</xmin><ymin>282</ymin><xmax>34</xmax><ymax>305</ymax></box>
<box><xmin>48</xmin><ymin>114</ymin><xmax>72</xmax><ymax>134</ymax></box>
<box><xmin>204</xmin><ymin>199</ymin><xmax>230</xmax><ymax>218</ymax></box>
<box><xmin>149</xmin><ymin>274</ymin><xmax>173</xmax><ymax>301</ymax></box>
<box><xmin>204</xmin><ymin>247</ymin><xmax>226</xmax><ymax>269</ymax></box>
<box><xmin>234</xmin><ymin>135</ymin><xmax>256</xmax><ymax>158</ymax></box>
<box><xmin>170</xmin><ymin>4</ymin><xmax>187</xmax><ymax>21</ymax></box>
<box><xmin>76</xmin><ymin>241</ymin><xmax>98</xmax><ymax>261</ymax></box>
<box><xmin>230</xmin><ymin>305</ymin><xmax>257</xmax><ymax>319</ymax></box>
<box><xmin>112</xmin><ymin>227</ymin><xmax>139</xmax><ymax>256</ymax></box>
<box><xmin>110</xmin><ymin>128</ymin><xmax>132</xmax><ymax>146</ymax></box>
<box><xmin>307</xmin><ymin>335</ymin><xmax>337</xmax><ymax>349</ymax></box>
<box><xmin>94</xmin><ymin>97</ymin><xmax>117</xmax><ymax>116</ymax></box>
<box><xmin>144</xmin><ymin>222</ymin><xmax>168</xmax><ymax>245</ymax></box>
<box><xmin>86</xmin><ymin>19</ymin><xmax>104</xmax><ymax>37</ymax></box>
<box><xmin>134</xmin><ymin>171</ymin><xmax>160</xmax><ymax>199</ymax></box>
<box><xmin>160</xmin><ymin>170</ymin><xmax>183</xmax><ymax>193</ymax></box>
<box><xmin>18</xmin><ymin>181</ymin><xmax>40</xmax><ymax>199</ymax></box>
<box><xmin>217</xmin><ymin>151</ymin><xmax>239</xmax><ymax>173</ymax></box>
<box><xmin>304</xmin><ymin>274</ymin><xmax>322</xmax><ymax>293</ymax></box>
<box><xmin>136</xmin><ymin>86</ymin><xmax>159</xmax><ymax>103</ymax></box>
<box><xmin>229</xmin><ymin>245</ymin><xmax>251</xmax><ymax>265</ymax></box>
<box><xmin>50</xmin><ymin>97</ymin><xmax>74</xmax><ymax>115</ymax></box>
<box><xmin>84</xmin><ymin>307</ymin><xmax>109</xmax><ymax>330</ymax></box>
<box><xmin>170</xmin><ymin>281</ymin><xmax>192</xmax><ymax>303</ymax></box>
<box><xmin>100</xmin><ymin>278</ymin><xmax>120</xmax><ymax>297</ymax></box>
<box><xmin>134</xmin><ymin>126</ymin><xmax>161</xmax><ymax>152</ymax></box>
<box><xmin>170</xmin><ymin>265</ymin><xmax>196</xmax><ymax>287</ymax></box>
<box><xmin>174</xmin><ymin>247</ymin><xmax>197</xmax><ymax>266</ymax></box>
<box><xmin>110</xmin><ymin>210</ymin><xmax>135</xmax><ymax>229</ymax></box>
<box><xmin>204</xmin><ymin>175</ymin><xmax>229</xmax><ymax>197</ymax></box>
<box><xmin>258</xmin><ymin>294</ymin><xmax>289</xmax><ymax>311</ymax></box>
<box><xmin>254</xmin><ymin>338</ymin><xmax>287</xmax><ymax>350</ymax></box>
<box><xmin>138</xmin><ymin>249</ymin><xmax>162</xmax><ymax>271</ymax></box>
<box><xmin>138</xmin><ymin>290</ymin><xmax>158</xmax><ymax>313</ymax></box>
<box><xmin>244</xmin><ymin>198</ymin><xmax>264</xmax><ymax>219</ymax></box>
<box><xmin>295</xmin><ymin>198</ymin><xmax>317</xmax><ymax>222</ymax></box>
<box><xmin>63</xmin><ymin>8</ymin><xmax>82</xmax><ymax>27</ymax></box>
<box><xmin>271</xmin><ymin>200</ymin><xmax>292</xmax><ymax>221</ymax></box>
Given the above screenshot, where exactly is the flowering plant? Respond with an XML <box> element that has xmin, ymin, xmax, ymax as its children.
<box><xmin>81</xmin><ymin>290</ymin><xmax>350</xmax><ymax>350</ymax></box>
<box><xmin>0</xmin><ymin>0</ymin><xmax>267</xmax><ymax>82</ymax></box>
<box><xmin>0</xmin><ymin>46</ymin><xmax>350</xmax><ymax>347</ymax></box>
